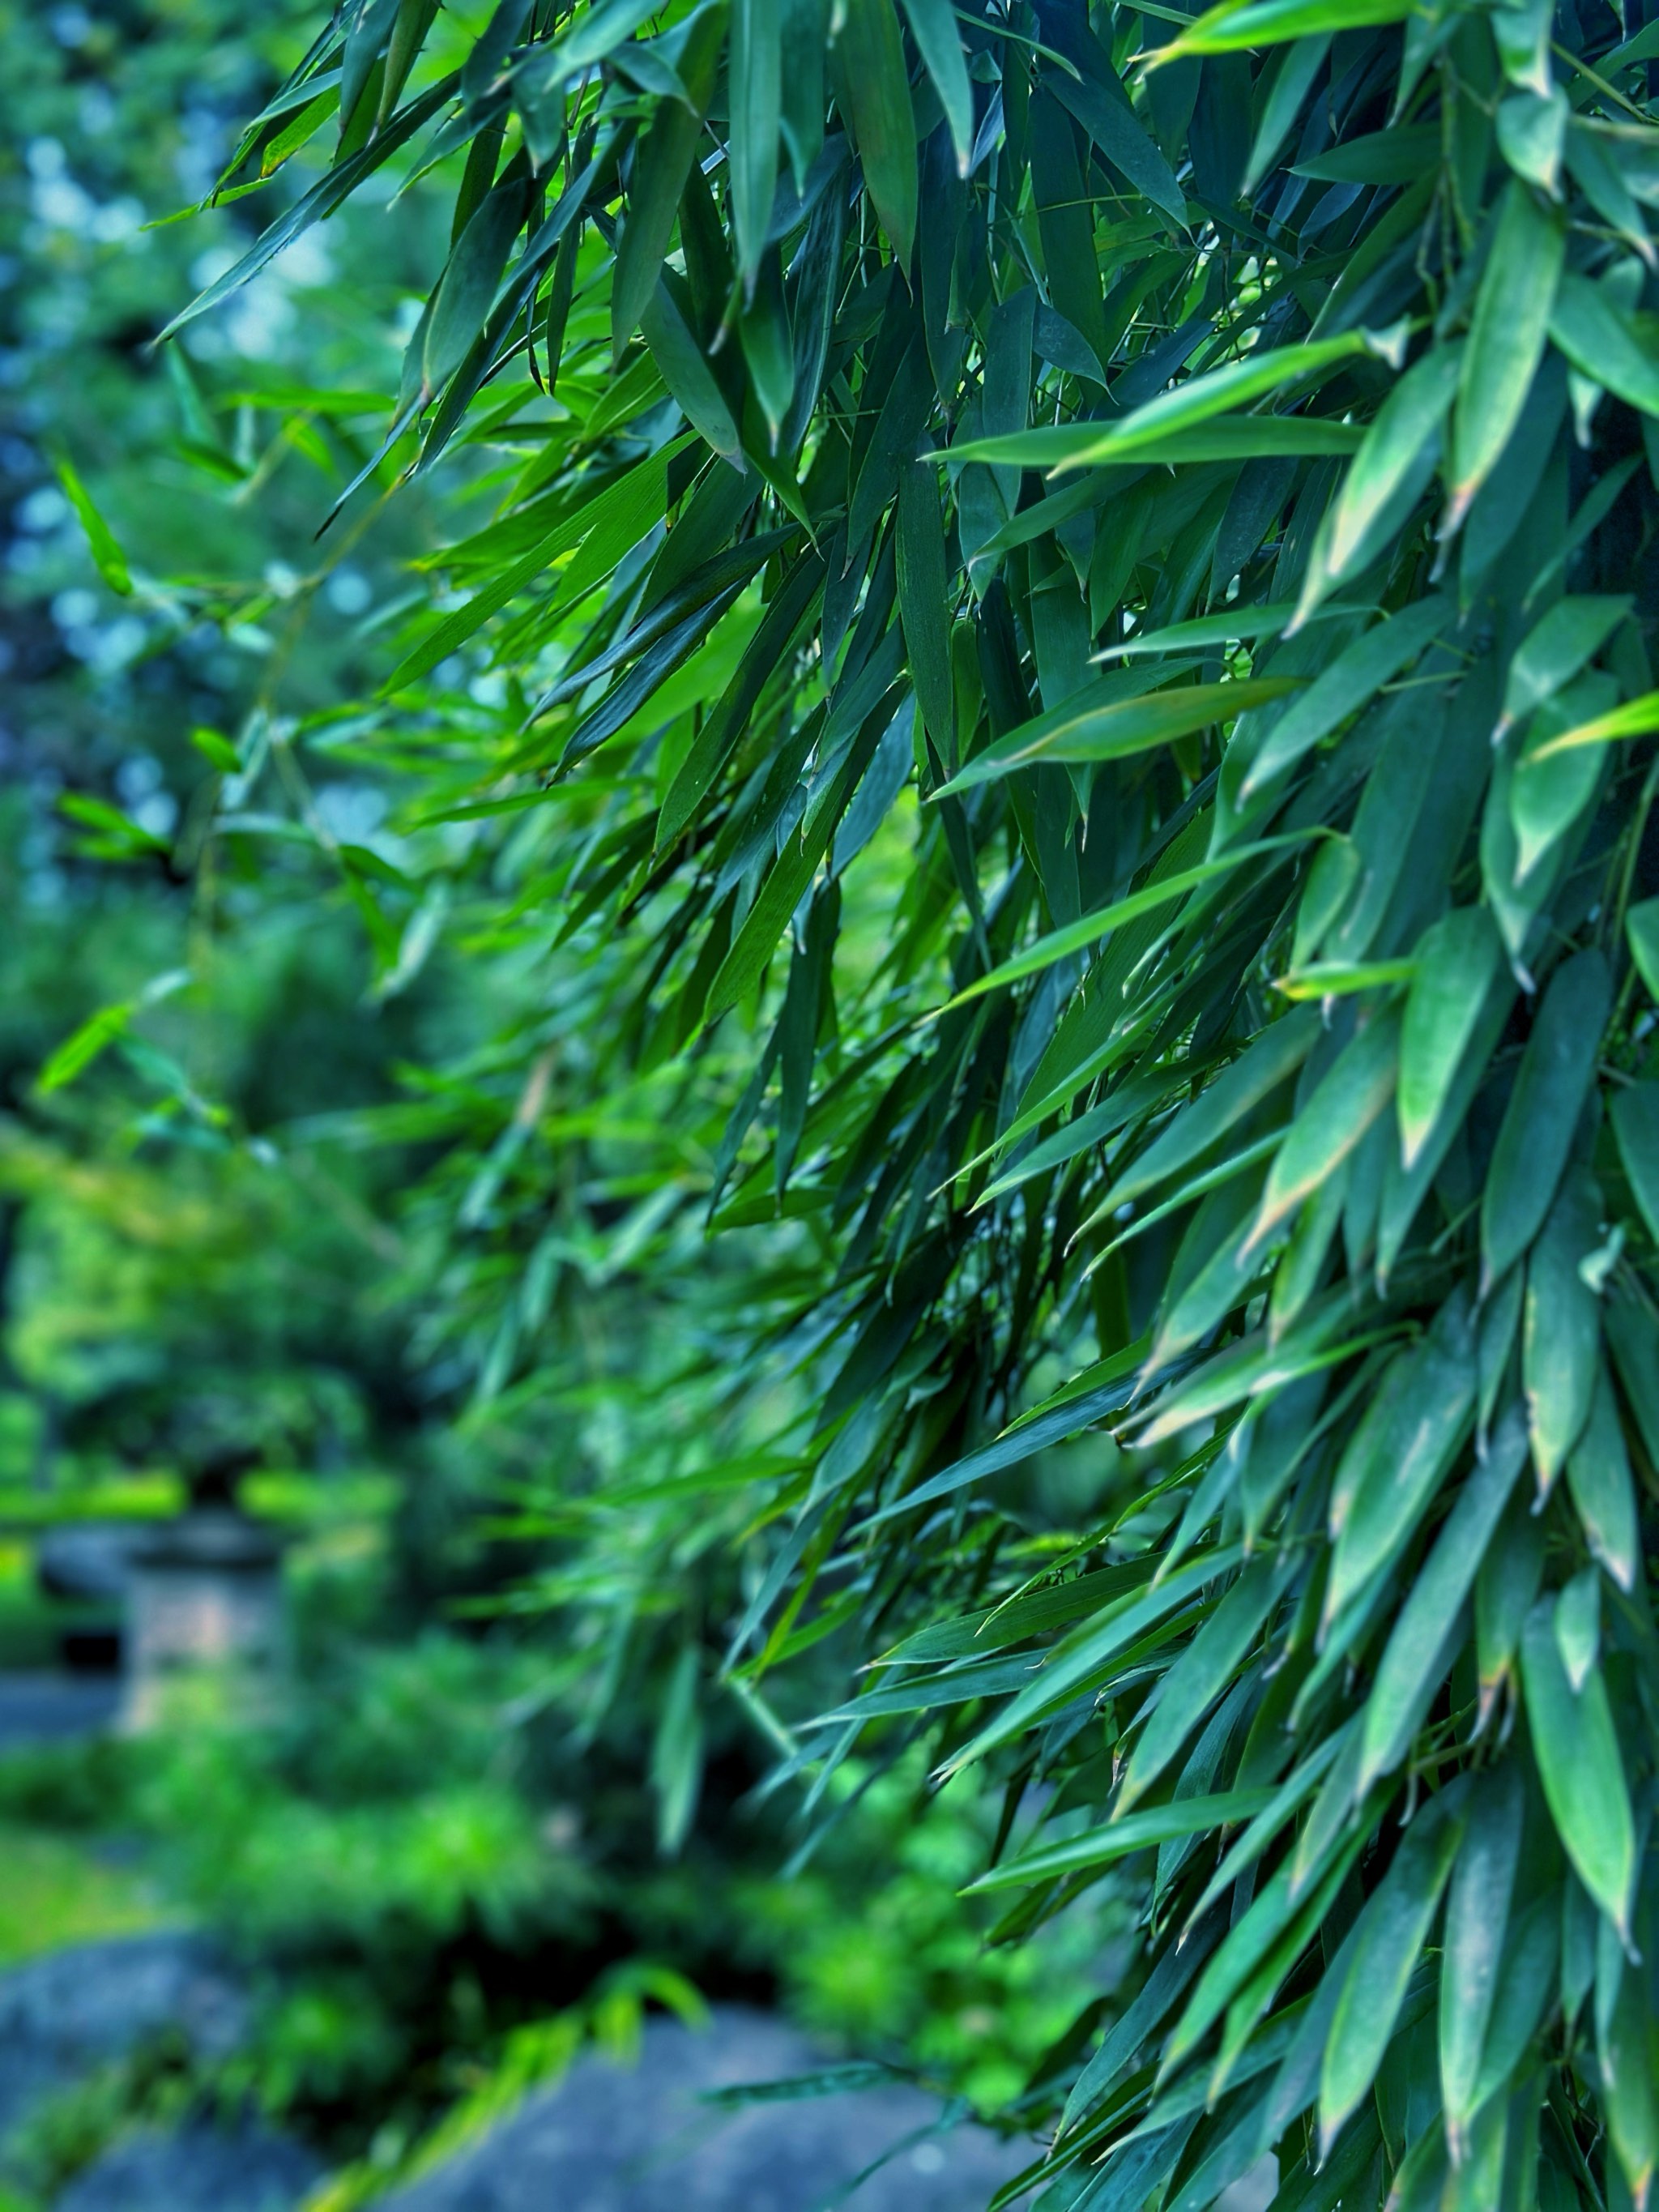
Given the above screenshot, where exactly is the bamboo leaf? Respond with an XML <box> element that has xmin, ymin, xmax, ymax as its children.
<box><xmin>898</xmin><ymin>0</ymin><xmax>973</xmax><ymax>175</ymax></box>
<box><xmin>836</xmin><ymin>0</ymin><xmax>917</xmax><ymax>270</ymax></box>
<box><xmin>1495</xmin><ymin>594</ymin><xmax>1631</xmax><ymax>741</ymax></box>
<box><xmin>1520</xmin><ymin>1599</ymin><xmax>1636</xmax><ymax>1939</ymax></box>
<box><xmin>936</xmin><ymin>677</ymin><xmax>1301</xmax><ymax>796</ymax></box>
<box><xmin>1567</xmin><ymin>1364</ymin><xmax>1642</xmax><ymax>1592</ymax></box>
<box><xmin>1397</xmin><ymin>906</ymin><xmax>1507</xmax><ymax>1174</ymax></box>
<box><xmin>1447</xmin><ymin>181</ymin><xmax>1565</xmax><ymax>534</ymax></box>
<box><xmin>1522</xmin><ymin>1172</ymin><xmax>1602</xmax><ymax>1497</ymax></box>
<box><xmin>1242</xmin><ymin>596</ymin><xmax>1449</xmax><ymax>796</ymax></box>
<box><xmin>1439</xmin><ymin>1764</ymin><xmax>1524</xmax><ymax>2154</ymax></box>
<box><xmin>1358</xmin><ymin>1411</ymin><xmax>1527</xmax><ymax>1793</ymax></box>
<box><xmin>1318</xmin><ymin>1791</ymin><xmax>1465</xmax><ymax>2158</ymax></box>
<box><xmin>1480</xmin><ymin>950</ymin><xmax>1611</xmax><ymax>1295</ymax></box>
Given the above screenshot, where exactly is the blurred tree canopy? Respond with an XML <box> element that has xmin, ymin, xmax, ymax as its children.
<box><xmin>16</xmin><ymin>1</ymin><xmax>1659</xmax><ymax>2209</ymax></box>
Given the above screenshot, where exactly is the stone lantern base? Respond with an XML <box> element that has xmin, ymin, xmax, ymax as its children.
<box><xmin>121</xmin><ymin>1508</ymin><xmax>288</xmax><ymax>1733</ymax></box>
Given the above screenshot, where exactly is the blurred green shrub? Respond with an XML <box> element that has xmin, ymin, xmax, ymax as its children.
<box><xmin>0</xmin><ymin>1629</ymin><xmax>1107</xmax><ymax>2163</ymax></box>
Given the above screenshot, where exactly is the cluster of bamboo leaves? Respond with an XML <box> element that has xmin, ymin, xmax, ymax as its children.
<box><xmin>171</xmin><ymin>0</ymin><xmax>1659</xmax><ymax>2206</ymax></box>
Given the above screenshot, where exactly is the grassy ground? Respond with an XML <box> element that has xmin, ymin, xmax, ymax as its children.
<box><xmin>0</xmin><ymin>1825</ymin><xmax>163</xmax><ymax>1969</ymax></box>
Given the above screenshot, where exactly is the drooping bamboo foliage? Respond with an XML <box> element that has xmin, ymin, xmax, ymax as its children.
<box><xmin>175</xmin><ymin>1</ymin><xmax>1659</xmax><ymax>2205</ymax></box>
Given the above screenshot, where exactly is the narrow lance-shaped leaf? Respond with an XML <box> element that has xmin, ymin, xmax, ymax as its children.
<box><xmin>1242</xmin><ymin>597</ymin><xmax>1448</xmax><ymax>796</ymax></box>
<box><xmin>1480</xmin><ymin>949</ymin><xmax>1610</xmax><ymax>1294</ymax></box>
<box><xmin>1358</xmin><ymin>1410</ymin><xmax>1527</xmax><ymax>1791</ymax></box>
<box><xmin>1521</xmin><ymin>1172</ymin><xmax>1601</xmax><ymax>1497</ymax></box>
<box><xmin>1294</xmin><ymin>346</ymin><xmax>1461</xmax><ymax>622</ymax></box>
<box><xmin>1520</xmin><ymin>1597</ymin><xmax>1636</xmax><ymax>1940</ymax></box>
<box><xmin>1397</xmin><ymin>906</ymin><xmax>1508</xmax><ymax>1173</ymax></box>
<box><xmin>1550</xmin><ymin>267</ymin><xmax>1659</xmax><ymax>419</ymax></box>
<box><xmin>730</xmin><ymin>0</ymin><xmax>780</xmax><ymax>291</ymax></box>
<box><xmin>1446</xmin><ymin>180</ymin><xmax>1565</xmax><ymax>535</ymax></box>
<box><xmin>1495</xmin><ymin>594</ymin><xmax>1631</xmax><ymax>741</ymax></box>
<box><xmin>1510</xmin><ymin>671</ymin><xmax>1614</xmax><ymax>882</ymax></box>
<box><xmin>613</xmin><ymin>10</ymin><xmax>724</xmax><ymax>346</ymax></box>
<box><xmin>1325</xmin><ymin>1290</ymin><xmax>1477</xmax><ymax>1625</ymax></box>
<box><xmin>50</xmin><ymin>450</ymin><xmax>133</xmax><ymax>597</ymax></box>
<box><xmin>1567</xmin><ymin>1364</ymin><xmax>1641</xmax><ymax>1592</ymax></box>
<box><xmin>937</xmin><ymin>677</ymin><xmax>1303</xmax><ymax>797</ymax></box>
<box><xmin>898</xmin><ymin>0</ymin><xmax>972</xmax><ymax>175</ymax></box>
<box><xmin>1439</xmin><ymin>1763</ymin><xmax>1525</xmax><ymax>2157</ymax></box>
<box><xmin>1317</xmin><ymin>1788</ymin><xmax>1467</xmax><ymax>2158</ymax></box>
<box><xmin>835</xmin><ymin>0</ymin><xmax>917</xmax><ymax>270</ymax></box>
<box><xmin>1248</xmin><ymin>1007</ymin><xmax>1401</xmax><ymax>1253</ymax></box>
<box><xmin>896</xmin><ymin>462</ymin><xmax>953</xmax><ymax>765</ymax></box>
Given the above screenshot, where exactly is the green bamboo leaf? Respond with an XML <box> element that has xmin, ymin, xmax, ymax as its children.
<box><xmin>1467</xmin><ymin>1893</ymin><xmax>1558</xmax><ymax>2107</ymax></box>
<box><xmin>339</xmin><ymin>0</ymin><xmax>399</xmax><ymax>136</ymax></box>
<box><xmin>656</xmin><ymin>549</ymin><xmax>822</xmax><ymax>849</ymax></box>
<box><xmin>384</xmin><ymin>440</ymin><xmax>691</xmax><ymax>694</ymax></box>
<box><xmin>1567</xmin><ymin>1364</ymin><xmax>1641</xmax><ymax>1593</ymax></box>
<box><xmin>1095</xmin><ymin>601</ymin><xmax>1304</xmax><ymax>662</ymax></box>
<box><xmin>1162</xmin><ymin>1825</ymin><xmax>1370</xmax><ymax>2078</ymax></box>
<box><xmin>1047</xmin><ymin>53</ymin><xmax>1186</xmax><ymax>229</ymax></box>
<box><xmin>1439</xmin><ymin>1764</ymin><xmax>1524</xmax><ymax>2155</ymax></box>
<box><xmin>1242</xmin><ymin>597</ymin><xmax>1449</xmax><ymax>796</ymax></box>
<box><xmin>702</xmin><ymin>702</ymin><xmax>886</xmax><ymax>1026</ymax></box>
<box><xmin>1522</xmin><ymin>1172</ymin><xmax>1602</xmax><ymax>1496</ymax></box>
<box><xmin>837</xmin><ymin>0</ymin><xmax>918</xmax><ymax>269</ymax></box>
<box><xmin>1397</xmin><ymin>906</ymin><xmax>1508</xmax><ymax>1173</ymax></box>
<box><xmin>1110</xmin><ymin>1010</ymin><xmax>1320</xmax><ymax>1213</ymax></box>
<box><xmin>1494</xmin><ymin>0</ymin><xmax>1553</xmax><ymax>92</ymax></box>
<box><xmin>1627</xmin><ymin>897</ymin><xmax>1659</xmax><ymax>999</ymax></box>
<box><xmin>1162</xmin><ymin>0</ymin><xmax>1414</xmax><ymax>59</ymax></box>
<box><xmin>158</xmin><ymin>75</ymin><xmax>458</xmax><ymax>343</ymax></box>
<box><xmin>964</xmin><ymin>1787</ymin><xmax>1275</xmax><ymax>1894</ymax></box>
<box><xmin>1326</xmin><ymin>1290</ymin><xmax>1476</xmax><ymax>1625</ymax></box>
<box><xmin>1243</xmin><ymin>34</ymin><xmax>1329</xmax><ymax>194</ymax></box>
<box><xmin>1294</xmin><ymin>122</ymin><xmax>1440</xmax><ymax>185</ymax></box>
<box><xmin>898</xmin><ymin>0</ymin><xmax>972</xmax><ymax>176</ymax></box>
<box><xmin>941</xmin><ymin>835</ymin><xmax>1315</xmax><ymax>1012</ymax></box>
<box><xmin>1550</xmin><ymin>267</ymin><xmax>1659</xmax><ymax>418</ymax></box>
<box><xmin>941</xmin><ymin>1548</ymin><xmax>1245</xmax><ymax>1776</ymax></box>
<box><xmin>424</xmin><ymin>169</ymin><xmax>530</xmax><ymax>395</ymax></box>
<box><xmin>1446</xmin><ymin>181</ymin><xmax>1566</xmax><ymax>534</ymax></box>
<box><xmin>1475</xmin><ymin>1488</ymin><xmax>1546</xmax><ymax>1723</ymax></box>
<box><xmin>953</xmin><ymin>416</ymin><xmax>1363</xmax><ymax>475</ymax></box>
<box><xmin>1497</xmin><ymin>85</ymin><xmax>1567</xmax><ymax>197</ymax></box>
<box><xmin>1523</xmin><ymin>681</ymin><xmax>1659</xmax><ymax>762</ymax></box>
<box><xmin>519</xmin><ymin>0</ymin><xmax>659</xmax><ymax>87</ymax></box>
<box><xmin>1608</xmin><ymin>1284</ymin><xmax>1659</xmax><ymax>1471</ymax></box>
<box><xmin>1520</xmin><ymin>1599</ymin><xmax>1635</xmax><ymax>1938</ymax></box>
<box><xmin>1510</xmin><ymin>671</ymin><xmax>1615</xmax><ymax>882</ymax></box>
<box><xmin>1495</xmin><ymin>593</ymin><xmax>1631</xmax><ymax>740</ymax></box>
<box><xmin>1555</xmin><ymin>1564</ymin><xmax>1601</xmax><ymax>1692</ymax></box>
<box><xmin>737</xmin><ymin>255</ymin><xmax>796</xmax><ymax>451</ymax></box>
<box><xmin>950</xmin><ymin>331</ymin><xmax>1380</xmax><ymax>475</ymax></box>
<box><xmin>1600</xmin><ymin>1927</ymin><xmax>1659</xmax><ymax>2211</ymax></box>
<box><xmin>1612</xmin><ymin>1081</ymin><xmax>1659</xmax><ymax>1250</ymax></box>
<box><xmin>1249</xmin><ymin>1007</ymin><xmax>1401</xmax><ymax>1252</ymax></box>
<box><xmin>1317</xmin><ymin>1792</ymin><xmax>1465</xmax><ymax>2159</ymax></box>
<box><xmin>896</xmin><ymin>460</ymin><xmax>953</xmax><ymax>763</ymax></box>
<box><xmin>640</xmin><ymin>277</ymin><xmax>744</xmax><ymax>465</ymax></box>
<box><xmin>1358</xmin><ymin>1411</ymin><xmax>1527</xmax><ymax>1793</ymax></box>
<box><xmin>730</xmin><ymin>0</ymin><xmax>780</xmax><ymax>288</ymax></box>
<box><xmin>936</xmin><ymin>677</ymin><xmax>1301</xmax><ymax>797</ymax></box>
<box><xmin>613</xmin><ymin>8</ymin><xmax>724</xmax><ymax>347</ymax></box>
<box><xmin>49</xmin><ymin>450</ymin><xmax>132</xmax><ymax>597</ymax></box>
<box><xmin>1115</xmin><ymin>1562</ymin><xmax>1281</xmax><ymax>1812</ymax></box>
<box><xmin>1294</xmin><ymin>346</ymin><xmax>1461</xmax><ymax>621</ymax></box>
<box><xmin>1480</xmin><ymin>949</ymin><xmax>1610</xmax><ymax>1295</ymax></box>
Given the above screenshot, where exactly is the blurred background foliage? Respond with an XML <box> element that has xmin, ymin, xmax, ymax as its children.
<box><xmin>0</xmin><ymin>2</ymin><xmax>1112</xmax><ymax>2201</ymax></box>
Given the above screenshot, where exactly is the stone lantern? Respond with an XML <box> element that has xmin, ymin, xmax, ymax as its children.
<box><xmin>121</xmin><ymin>1449</ymin><xmax>288</xmax><ymax>1732</ymax></box>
